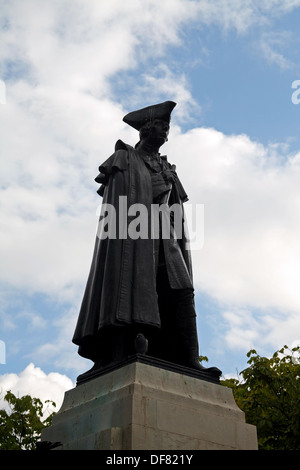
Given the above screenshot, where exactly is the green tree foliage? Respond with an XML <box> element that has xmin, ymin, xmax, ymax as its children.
<box><xmin>0</xmin><ymin>390</ymin><xmax>56</xmax><ymax>450</ymax></box>
<box><xmin>222</xmin><ymin>345</ymin><xmax>300</xmax><ymax>450</ymax></box>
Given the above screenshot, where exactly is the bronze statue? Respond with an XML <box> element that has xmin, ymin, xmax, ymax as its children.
<box><xmin>72</xmin><ymin>101</ymin><xmax>221</xmax><ymax>382</ymax></box>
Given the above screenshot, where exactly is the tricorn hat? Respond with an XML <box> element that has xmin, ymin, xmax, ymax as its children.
<box><xmin>123</xmin><ymin>101</ymin><xmax>176</xmax><ymax>131</ymax></box>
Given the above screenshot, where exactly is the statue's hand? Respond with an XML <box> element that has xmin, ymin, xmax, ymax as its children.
<box><xmin>162</xmin><ymin>169</ymin><xmax>177</xmax><ymax>184</ymax></box>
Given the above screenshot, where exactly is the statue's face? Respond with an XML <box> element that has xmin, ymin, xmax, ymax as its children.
<box><xmin>140</xmin><ymin>119</ymin><xmax>170</xmax><ymax>147</ymax></box>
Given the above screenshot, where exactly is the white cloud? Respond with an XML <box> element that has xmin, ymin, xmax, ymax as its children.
<box><xmin>192</xmin><ymin>1</ymin><xmax>300</xmax><ymax>69</ymax></box>
<box><xmin>258</xmin><ymin>31</ymin><xmax>295</xmax><ymax>70</ymax></box>
<box><xmin>30</xmin><ymin>306</ymin><xmax>91</xmax><ymax>375</ymax></box>
<box><xmin>17</xmin><ymin>311</ymin><xmax>47</xmax><ymax>330</ymax></box>
<box><xmin>222</xmin><ymin>309</ymin><xmax>261</xmax><ymax>350</ymax></box>
<box><xmin>130</xmin><ymin>64</ymin><xmax>200</xmax><ymax>123</ymax></box>
<box><xmin>0</xmin><ymin>0</ymin><xmax>198</xmax><ymax>88</ymax></box>
<box><xmin>0</xmin><ymin>363</ymin><xmax>74</xmax><ymax>418</ymax></box>
<box><xmin>194</xmin><ymin>0</ymin><xmax>300</xmax><ymax>33</ymax></box>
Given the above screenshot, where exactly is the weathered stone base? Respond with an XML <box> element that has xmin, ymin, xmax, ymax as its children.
<box><xmin>41</xmin><ymin>361</ymin><xmax>257</xmax><ymax>450</ymax></box>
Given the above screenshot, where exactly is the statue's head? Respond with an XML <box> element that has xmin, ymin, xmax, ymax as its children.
<box><xmin>123</xmin><ymin>101</ymin><xmax>176</xmax><ymax>149</ymax></box>
<box><xmin>139</xmin><ymin>119</ymin><xmax>170</xmax><ymax>147</ymax></box>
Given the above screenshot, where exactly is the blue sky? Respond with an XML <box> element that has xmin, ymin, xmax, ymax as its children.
<box><xmin>1</xmin><ymin>0</ymin><xmax>300</xmax><ymax>408</ymax></box>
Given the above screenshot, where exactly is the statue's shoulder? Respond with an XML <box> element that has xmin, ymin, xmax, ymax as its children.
<box><xmin>114</xmin><ymin>139</ymin><xmax>141</xmax><ymax>165</ymax></box>
<box><xmin>96</xmin><ymin>140</ymin><xmax>136</xmax><ymax>193</ymax></box>
<box><xmin>115</xmin><ymin>139</ymin><xmax>140</xmax><ymax>154</ymax></box>
<box><xmin>115</xmin><ymin>139</ymin><xmax>130</xmax><ymax>152</ymax></box>
<box><xmin>97</xmin><ymin>141</ymin><xmax>130</xmax><ymax>177</ymax></box>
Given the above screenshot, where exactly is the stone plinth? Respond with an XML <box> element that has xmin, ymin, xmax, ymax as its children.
<box><xmin>41</xmin><ymin>361</ymin><xmax>257</xmax><ymax>450</ymax></box>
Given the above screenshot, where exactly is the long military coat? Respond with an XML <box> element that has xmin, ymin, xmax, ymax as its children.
<box><xmin>72</xmin><ymin>140</ymin><xmax>193</xmax><ymax>360</ymax></box>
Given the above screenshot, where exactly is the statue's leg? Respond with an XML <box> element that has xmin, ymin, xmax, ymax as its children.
<box><xmin>173</xmin><ymin>289</ymin><xmax>222</xmax><ymax>378</ymax></box>
<box><xmin>155</xmin><ymin>266</ymin><xmax>179</xmax><ymax>362</ymax></box>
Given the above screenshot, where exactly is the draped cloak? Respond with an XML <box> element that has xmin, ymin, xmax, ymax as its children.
<box><xmin>72</xmin><ymin>140</ymin><xmax>193</xmax><ymax>361</ymax></box>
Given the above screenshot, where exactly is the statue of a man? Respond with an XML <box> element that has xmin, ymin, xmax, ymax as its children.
<box><xmin>72</xmin><ymin>101</ymin><xmax>221</xmax><ymax>381</ymax></box>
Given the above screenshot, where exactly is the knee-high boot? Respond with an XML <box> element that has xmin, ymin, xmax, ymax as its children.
<box><xmin>175</xmin><ymin>311</ymin><xmax>222</xmax><ymax>379</ymax></box>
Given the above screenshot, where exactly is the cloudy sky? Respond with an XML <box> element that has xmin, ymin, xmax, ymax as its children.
<box><xmin>1</xmin><ymin>0</ymin><xmax>300</xmax><ymax>410</ymax></box>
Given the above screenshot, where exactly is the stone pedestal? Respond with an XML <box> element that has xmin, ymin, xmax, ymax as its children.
<box><xmin>41</xmin><ymin>360</ymin><xmax>257</xmax><ymax>450</ymax></box>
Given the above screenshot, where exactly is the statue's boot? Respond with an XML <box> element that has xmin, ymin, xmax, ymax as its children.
<box><xmin>76</xmin><ymin>328</ymin><xmax>128</xmax><ymax>383</ymax></box>
<box><xmin>175</xmin><ymin>313</ymin><xmax>222</xmax><ymax>379</ymax></box>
